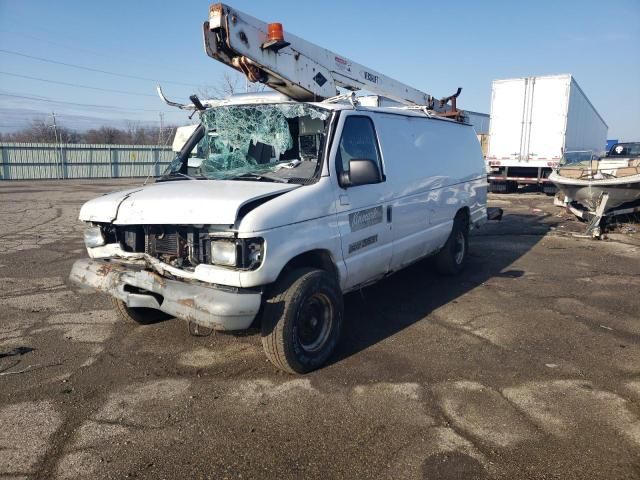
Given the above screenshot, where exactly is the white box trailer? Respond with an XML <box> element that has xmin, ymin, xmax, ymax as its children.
<box><xmin>486</xmin><ymin>74</ymin><xmax>607</xmax><ymax>193</ymax></box>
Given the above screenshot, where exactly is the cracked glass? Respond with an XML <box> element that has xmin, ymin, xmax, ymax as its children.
<box><xmin>166</xmin><ymin>103</ymin><xmax>330</xmax><ymax>183</ymax></box>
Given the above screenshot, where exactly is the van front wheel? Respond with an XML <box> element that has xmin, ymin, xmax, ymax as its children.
<box><xmin>261</xmin><ymin>268</ymin><xmax>343</xmax><ymax>374</ymax></box>
<box><xmin>111</xmin><ymin>297</ymin><xmax>173</xmax><ymax>325</ymax></box>
<box><xmin>434</xmin><ymin>217</ymin><xmax>469</xmax><ymax>275</ymax></box>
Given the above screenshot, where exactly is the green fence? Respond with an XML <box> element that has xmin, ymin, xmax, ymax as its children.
<box><xmin>0</xmin><ymin>143</ymin><xmax>175</xmax><ymax>180</ymax></box>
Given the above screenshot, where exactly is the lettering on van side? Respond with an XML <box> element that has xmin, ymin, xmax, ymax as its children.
<box><xmin>349</xmin><ymin>206</ymin><xmax>383</xmax><ymax>232</ymax></box>
<box><xmin>348</xmin><ymin>235</ymin><xmax>378</xmax><ymax>254</ymax></box>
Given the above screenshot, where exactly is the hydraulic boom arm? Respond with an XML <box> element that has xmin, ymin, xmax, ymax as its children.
<box><xmin>203</xmin><ymin>3</ymin><xmax>449</xmax><ymax>109</ymax></box>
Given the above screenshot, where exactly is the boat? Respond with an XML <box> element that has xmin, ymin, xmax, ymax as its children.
<box><xmin>549</xmin><ymin>142</ymin><xmax>640</xmax><ymax>212</ymax></box>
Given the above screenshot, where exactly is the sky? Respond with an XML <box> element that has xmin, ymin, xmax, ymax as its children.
<box><xmin>0</xmin><ymin>0</ymin><xmax>638</xmax><ymax>139</ymax></box>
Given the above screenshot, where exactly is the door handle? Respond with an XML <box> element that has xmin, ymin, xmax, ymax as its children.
<box><xmin>386</xmin><ymin>205</ymin><xmax>392</xmax><ymax>223</ymax></box>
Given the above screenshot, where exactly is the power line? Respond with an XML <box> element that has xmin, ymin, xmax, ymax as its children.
<box><xmin>0</xmin><ymin>48</ymin><xmax>200</xmax><ymax>88</ymax></box>
<box><xmin>0</xmin><ymin>71</ymin><xmax>157</xmax><ymax>97</ymax></box>
<box><xmin>0</xmin><ymin>30</ymin><xmax>186</xmax><ymax>76</ymax></box>
<box><xmin>0</xmin><ymin>91</ymin><xmax>187</xmax><ymax>114</ymax></box>
<box><xmin>0</xmin><ymin>111</ymin><xmax>184</xmax><ymax>126</ymax></box>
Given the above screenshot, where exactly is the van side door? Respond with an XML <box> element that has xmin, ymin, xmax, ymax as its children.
<box><xmin>331</xmin><ymin>113</ymin><xmax>393</xmax><ymax>290</ymax></box>
<box><xmin>372</xmin><ymin>114</ymin><xmax>453</xmax><ymax>271</ymax></box>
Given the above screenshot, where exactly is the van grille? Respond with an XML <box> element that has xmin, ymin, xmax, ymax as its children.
<box><xmin>115</xmin><ymin>225</ymin><xmax>206</xmax><ymax>267</ymax></box>
<box><xmin>153</xmin><ymin>231</ymin><xmax>179</xmax><ymax>254</ymax></box>
<box><xmin>146</xmin><ymin>227</ymin><xmax>182</xmax><ymax>256</ymax></box>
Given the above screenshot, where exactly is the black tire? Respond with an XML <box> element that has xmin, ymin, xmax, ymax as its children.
<box><xmin>111</xmin><ymin>297</ymin><xmax>173</xmax><ymax>325</ymax></box>
<box><xmin>488</xmin><ymin>181</ymin><xmax>506</xmax><ymax>193</ymax></box>
<box><xmin>435</xmin><ymin>216</ymin><xmax>469</xmax><ymax>275</ymax></box>
<box><xmin>505</xmin><ymin>181</ymin><xmax>518</xmax><ymax>193</ymax></box>
<box><xmin>261</xmin><ymin>268</ymin><xmax>343</xmax><ymax>374</ymax></box>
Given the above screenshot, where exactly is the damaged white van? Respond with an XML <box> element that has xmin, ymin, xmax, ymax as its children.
<box><xmin>70</xmin><ymin>92</ymin><xmax>488</xmax><ymax>373</ymax></box>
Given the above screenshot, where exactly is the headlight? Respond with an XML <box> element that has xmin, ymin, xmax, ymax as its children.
<box><xmin>210</xmin><ymin>240</ymin><xmax>237</xmax><ymax>266</ymax></box>
<box><xmin>209</xmin><ymin>237</ymin><xmax>264</xmax><ymax>269</ymax></box>
<box><xmin>84</xmin><ymin>226</ymin><xmax>105</xmax><ymax>248</ymax></box>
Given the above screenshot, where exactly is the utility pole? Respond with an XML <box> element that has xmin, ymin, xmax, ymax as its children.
<box><xmin>158</xmin><ymin>112</ymin><xmax>164</xmax><ymax>145</ymax></box>
<box><xmin>50</xmin><ymin>112</ymin><xmax>63</xmax><ymax>179</ymax></box>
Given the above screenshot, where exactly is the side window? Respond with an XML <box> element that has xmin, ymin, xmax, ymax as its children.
<box><xmin>337</xmin><ymin>116</ymin><xmax>382</xmax><ymax>173</ymax></box>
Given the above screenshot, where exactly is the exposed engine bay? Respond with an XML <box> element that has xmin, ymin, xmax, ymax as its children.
<box><xmin>99</xmin><ymin>224</ymin><xmax>263</xmax><ymax>271</ymax></box>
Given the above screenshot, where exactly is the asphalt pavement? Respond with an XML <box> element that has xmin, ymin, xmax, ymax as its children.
<box><xmin>1</xmin><ymin>180</ymin><xmax>639</xmax><ymax>479</ymax></box>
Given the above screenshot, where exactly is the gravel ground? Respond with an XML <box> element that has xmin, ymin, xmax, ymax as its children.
<box><xmin>1</xmin><ymin>180</ymin><xmax>639</xmax><ymax>479</ymax></box>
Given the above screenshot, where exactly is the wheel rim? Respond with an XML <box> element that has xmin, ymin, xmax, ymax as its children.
<box><xmin>297</xmin><ymin>292</ymin><xmax>333</xmax><ymax>353</ymax></box>
<box><xmin>454</xmin><ymin>230</ymin><xmax>466</xmax><ymax>265</ymax></box>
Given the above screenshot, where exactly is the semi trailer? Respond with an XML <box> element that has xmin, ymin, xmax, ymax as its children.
<box><xmin>486</xmin><ymin>74</ymin><xmax>607</xmax><ymax>193</ymax></box>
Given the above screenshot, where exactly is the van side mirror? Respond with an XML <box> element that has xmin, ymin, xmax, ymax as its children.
<box><xmin>339</xmin><ymin>171</ymin><xmax>352</xmax><ymax>187</ymax></box>
<box><xmin>340</xmin><ymin>158</ymin><xmax>381</xmax><ymax>188</ymax></box>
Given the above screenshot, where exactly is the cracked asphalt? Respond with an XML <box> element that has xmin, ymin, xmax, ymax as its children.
<box><xmin>1</xmin><ymin>179</ymin><xmax>639</xmax><ymax>479</ymax></box>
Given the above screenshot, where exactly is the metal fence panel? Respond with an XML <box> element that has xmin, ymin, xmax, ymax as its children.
<box><xmin>0</xmin><ymin>143</ymin><xmax>175</xmax><ymax>180</ymax></box>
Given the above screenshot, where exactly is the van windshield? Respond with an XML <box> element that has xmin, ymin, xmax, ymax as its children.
<box><xmin>163</xmin><ymin>103</ymin><xmax>331</xmax><ymax>183</ymax></box>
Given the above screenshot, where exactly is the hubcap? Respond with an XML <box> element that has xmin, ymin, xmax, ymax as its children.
<box><xmin>454</xmin><ymin>231</ymin><xmax>466</xmax><ymax>265</ymax></box>
<box><xmin>297</xmin><ymin>292</ymin><xmax>333</xmax><ymax>353</ymax></box>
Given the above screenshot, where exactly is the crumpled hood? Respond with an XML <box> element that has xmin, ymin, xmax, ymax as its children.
<box><xmin>78</xmin><ymin>180</ymin><xmax>299</xmax><ymax>225</ymax></box>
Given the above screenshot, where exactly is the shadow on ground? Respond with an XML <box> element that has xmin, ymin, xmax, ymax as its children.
<box><xmin>330</xmin><ymin>211</ymin><xmax>547</xmax><ymax>367</ymax></box>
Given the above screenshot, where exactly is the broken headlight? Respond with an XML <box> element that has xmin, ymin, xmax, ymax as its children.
<box><xmin>84</xmin><ymin>226</ymin><xmax>105</xmax><ymax>248</ymax></box>
<box><xmin>209</xmin><ymin>237</ymin><xmax>264</xmax><ymax>269</ymax></box>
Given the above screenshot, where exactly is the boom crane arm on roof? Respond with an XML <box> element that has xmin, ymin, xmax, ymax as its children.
<box><xmin>202</xmin><ymin>3</ymin><xmax>462</xmax><ymax>116</ymax></box>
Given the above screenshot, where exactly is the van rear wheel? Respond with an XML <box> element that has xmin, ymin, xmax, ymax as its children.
<box><xmin>111</xmin><ymin>297</ymin><xmax>173</xmax><ymax>325</ymax></box>
<box><xmin>435</xmin><ymin>216</ymin><xmax>469</xmax><ymax>275</ymax></box>
<box><xmin>261</xmin><ymin>268</ymin><xmax>343</xmax><ymax>374</ymax></box>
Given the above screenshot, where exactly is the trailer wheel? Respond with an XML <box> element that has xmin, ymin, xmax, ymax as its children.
<box><xmin>435</xmin><ymin>216</ymin><xmax>469</xmax><ymax>275</ymax></box>
<box><xmin>111</xmin><ymin>297</ymin><xmax>173</xmax><ymax>325</ymax></box>
<box><xmin>505</xmin><ymin>181</ymin><xmax>518</xmax><ymax>193</ymax></box>
<box><xmin>488</xmin><ymin>181</ymin><xmax>506</xmax><ymax>193</ymax></box>
<box><xmin>261</xmin><ymin>268</ymin><xmax>343</xmax><ymax>374</ymax></box>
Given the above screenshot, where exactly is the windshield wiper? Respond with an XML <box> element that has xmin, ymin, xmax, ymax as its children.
<box><xmin>158</xmin><ymin>172</ymin><xmax>200</xmax><ymax>182</ymax></box>
<box><xmin>176</xmin><ymin>172</ymin><xmax>200</xmax><ymax>180</ymax></box>
<box><xmin>231</xmin><ymin>172</ymin><xmax>289</xmax><ymax>183</ymax></box>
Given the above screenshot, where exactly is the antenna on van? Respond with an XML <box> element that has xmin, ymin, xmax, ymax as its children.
<box><xmin>156</xmin><ymin>85</ymin><xmax>221</xmax><ymax>111</ymax></box>
<box><xmin>189</xmin><ymin>95</ymin><xmax>206</xmax><ymax>111</ymax></box>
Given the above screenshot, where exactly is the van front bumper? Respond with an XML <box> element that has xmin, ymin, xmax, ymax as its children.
<box><xmin>69</xmin><ymin>259</ymin><xmax>261</xmax><ymax>331</ymax></box>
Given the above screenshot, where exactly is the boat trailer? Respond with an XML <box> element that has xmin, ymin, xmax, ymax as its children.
<box><xmin>555</xmin><ymin>192</ymin><xmax>640</xmax><ymax>239</ymax></box>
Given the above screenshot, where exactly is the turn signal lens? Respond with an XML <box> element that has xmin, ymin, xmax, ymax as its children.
<box><xmin>84</xmin><ymin>226</ymin><xmax>105</xmax><ymax>248</ymax></box>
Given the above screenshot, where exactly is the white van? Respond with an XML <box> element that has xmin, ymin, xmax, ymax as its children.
<box><xmin>70</xmin><ymin>92</ymin><xmax>488</xmax><ymax>373</ymax></box>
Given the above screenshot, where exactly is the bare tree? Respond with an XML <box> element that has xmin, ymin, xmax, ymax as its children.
<box><xmin>198</xmin><ymin>71</ymin><xmax>267</xmax><ymax>100</ymax></box>
<box><xmin>2</xmin><ymin>121</ymin><xmax>178</xmax><ymax>145</ymax></box>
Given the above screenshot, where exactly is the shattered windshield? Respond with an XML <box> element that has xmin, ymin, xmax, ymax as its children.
<box><xmin>164</xmin><ymin>103</ymin><xmax>330</xmax><ymax>183</ymax></box>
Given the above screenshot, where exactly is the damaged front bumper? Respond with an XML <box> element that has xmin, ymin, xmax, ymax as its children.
<box><xmin>69</xmin><ymin>259</ymin><xmax>261</xmax><ymax>331</ymax></box>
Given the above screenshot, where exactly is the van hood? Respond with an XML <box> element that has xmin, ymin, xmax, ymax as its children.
<box><xmin>78</xmin><ymin>180</ymin><xmax>299</xmax><ymax>225</ymax></box>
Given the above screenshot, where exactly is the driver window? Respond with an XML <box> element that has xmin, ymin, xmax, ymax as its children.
<box><xmin>337</xmin><ymin>116</ymin><xmax>381</xmax><ymax>173</ymax></box>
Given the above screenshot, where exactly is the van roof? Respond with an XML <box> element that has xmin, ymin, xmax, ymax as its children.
<box><xmin>215</xmin><ymin>92</ymin><xmax>466</xmax><ymax>124</ymax></box>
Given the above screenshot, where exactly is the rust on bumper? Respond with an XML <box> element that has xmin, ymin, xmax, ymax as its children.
<box><xmin>69</xmin><ymin>258</ymin><xmax>261</xmax><ymax>331</ymax></box>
